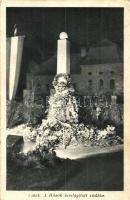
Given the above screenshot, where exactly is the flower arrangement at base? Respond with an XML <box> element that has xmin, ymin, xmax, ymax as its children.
<box><xmin>8</xmin><ymin>74</ymin><xmax>123</xmax><ymax>168</ymax></box>
<box><xmin>26</xmin><ymin>74</ymin><xmax>123</xmax><ymax>151</ymax></box>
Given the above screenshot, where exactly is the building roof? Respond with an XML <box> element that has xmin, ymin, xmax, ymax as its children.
<box><xmin>28</xmin><ymin>53</ymin><xmax>81</xmax><ymax>75</ymax></box>
<box><xmin>81</xmin><ymin>39</ymin><xmax>122</xmax><ymax>65</ymax></box>
<box><xmin>28</xmin><ymin>39</ymin><xmax>123</xmax><ymax>75</ymax></box>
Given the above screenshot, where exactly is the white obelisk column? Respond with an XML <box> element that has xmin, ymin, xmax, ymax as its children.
<box><xmin>57</xmin><ymin>32</ymin><xmax>70</xmax><ymax>74</ymax></box>
<box><xmin>7</xmin><ymin>36</ymin><xmax>25</xmax><ymax>100</ymax></box>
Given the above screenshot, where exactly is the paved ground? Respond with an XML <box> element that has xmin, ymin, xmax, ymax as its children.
<box><xmin>7</xmin><ymin>145</ymin><xmax>123</xmax><ymax>191</ymax></box>
<box><xmin>59</xmin><ymin>151</ymin><xmax>123</xmax><ymax>191</ymax></box>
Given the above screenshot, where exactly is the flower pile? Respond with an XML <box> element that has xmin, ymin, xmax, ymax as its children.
<box><xmin>7</xmin><ymin>74</ymin><xmax>123</xmax><ymax>168</ymax></box>
<box><xmin>30</xmin><ymin>121</ymin><xmax>123</xmax><ymax>152</ymax></box>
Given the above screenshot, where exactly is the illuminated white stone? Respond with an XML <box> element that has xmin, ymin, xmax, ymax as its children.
<box><xmin>59</xmin><ymin>32</ymin><xmax>68</xmax><ymax>40</ymax></box>
<box><xmin>57</xmin><ymin>32</ymin><xmax>70</xmax><ymax>74</ymax></box>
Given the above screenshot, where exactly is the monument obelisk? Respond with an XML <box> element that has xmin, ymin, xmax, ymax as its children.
<box><xmin>57</xmin><ymin>32</ymin><xmax>70</xmax><ymax>74</ymax></box>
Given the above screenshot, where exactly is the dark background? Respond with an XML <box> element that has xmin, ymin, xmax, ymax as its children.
<box><xmin>6</xmin><ymin>8</ymin><xmax>124</xmax><ymax>97</ymax></box>
<box><xmin>6</xmin><ymin>8</ymin><xmax>123</xmax><ymax>58</ymax></box>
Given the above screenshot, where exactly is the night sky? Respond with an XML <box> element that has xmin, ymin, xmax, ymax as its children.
<box><xmin>6</xmin><ymin>8</ymin><xmax>123</xmax><ymax>97</ymax></box>
<box><xmin>7</xmin><ymin>7</ymin><xmax>123</xmax><ymax>58</ymax></box>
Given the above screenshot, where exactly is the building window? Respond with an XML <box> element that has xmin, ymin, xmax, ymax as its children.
<box><xmin>99</xmin><ymin>79</ymin><xmax>104</xmax><ymax>87</ymax></box>
<box><xmin>88</xmin><ymin>72</ymin><xmax>92</xmax><ymax>75</ymax></box>
<box><xmin>46</xmin><ymin>84</ymin><xmax>50</xmax><ymax>91</ymax></box>
<box><xmin>110</xmin><ymin>79</ymin><xmax>115</xmax><ymax>89</ymax></box>
<box><xmin>99</xmin><ymin>72</ymin><xmax>103</xmax><ymax>75</ymax></box>
<box><xmin>110</xmin><ymin>71</ymin><xmax>115</xmax><ymax>75</ymax></box>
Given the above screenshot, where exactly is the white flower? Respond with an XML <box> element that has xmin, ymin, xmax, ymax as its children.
<box><xmin>97</xmin><ymin>129</ymin><xmax>108</xmax><ymax>139</ymax></box>
<box><xmin>89</xmin><ymin>128</ymin><xmax>94</xmax><ymax>134</ymax></box>
<box><xmin>110</xmin><ymin>126</ymin><xmax>115</xmax><ymax>131</ymax></box>
<box><xmin>44</xmin><ymin>129</ymin><xmax>50</xmax><ymax>135</ymax></box>
<box><xmin>56</xmin><ymin>131</ymin><xmax>63</xmax><ymax>136</ymax></box>
<box><xmin>52</xmin><ymin>135</ymin><xmax>57</xmax><ymax>140</ymax></box>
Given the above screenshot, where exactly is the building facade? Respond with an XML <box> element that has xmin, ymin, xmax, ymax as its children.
<box><xmin>25</xmin><ymin>39</ymin><xmax>123</xmax><ymax>98</ymax></box>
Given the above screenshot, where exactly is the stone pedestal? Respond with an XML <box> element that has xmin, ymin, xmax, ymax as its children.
<box><xmin>57</xmin><ymin>37</ymin><xmax>70</xmax><ymax>74</ymax></box>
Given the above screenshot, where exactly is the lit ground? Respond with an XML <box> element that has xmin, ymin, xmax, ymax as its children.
<box><xmin>55</xmin><ymin>144</ymin><xmax>123</xmax><ymax>159</ymax></box>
